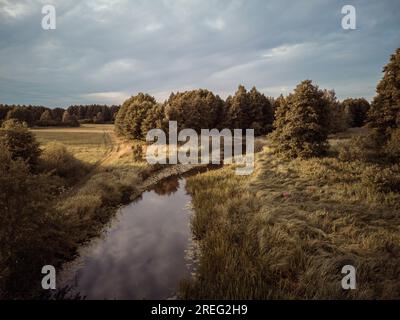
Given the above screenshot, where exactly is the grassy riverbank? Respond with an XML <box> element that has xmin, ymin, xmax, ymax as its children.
<box><xmin>181</xmin><ymin>130</ymin><xmax>400</xmax><ymax>299</ymax></box>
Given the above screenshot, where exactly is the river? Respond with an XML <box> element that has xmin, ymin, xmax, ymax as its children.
<box><xmin>59</xmin><ymin>174</ymin><xmax>199</xmax><ymax>300</ymax></box>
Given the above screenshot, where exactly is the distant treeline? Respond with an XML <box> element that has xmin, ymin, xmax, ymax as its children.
<box><xmin>114</xmin><ymin>85</ymin><xmax>370</xmax><ymax>140</ymax></box>
<box><xmin>0</xmin><ymin>91</ymin><xmax>370</xmax><ymax>135</ymax></box>
<box><xmin>0</xmin><ymin>104</ymin><xmax>120</xmax><ymax>127</ymax></box>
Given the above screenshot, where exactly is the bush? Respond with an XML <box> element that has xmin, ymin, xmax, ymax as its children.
<box><xmin>337</xmin><ymin>133</ymin><xmax>382</xmax><ymax>162</ymax></box>
<box><xmin>361</xmin><ymin>165</ymin><xmax>400</xmax><ymax>193</ymax></box>
<box><xmin>39</xmin><ymin>142</ymin><xmax>90</xmax><ymax>185</ymax></box>
<box><xmin>0</xmin><ymin>120</ymin><xmax>41</xmax><ymax>168</ymax></box>
<box><xmin>0</xmin><ymin>144</ymin><xmax>58</xmax><ymax>298</ymax></box>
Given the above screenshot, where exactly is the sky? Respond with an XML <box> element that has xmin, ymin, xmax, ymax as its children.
<box><xmin>0</xmin><ymin>0</ymin><xmax>399</xmax><ymax>107</ymax></box>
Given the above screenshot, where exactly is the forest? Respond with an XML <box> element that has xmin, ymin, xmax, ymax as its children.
<box><xmin>0</xmin><ymin>104</ymin><xmax>120</xmax><ymax>127</ymax></box>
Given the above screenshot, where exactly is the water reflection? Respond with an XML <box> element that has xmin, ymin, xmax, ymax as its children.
<box><xmin>61</xmin><ymin>176</ymin><xmax>194</xmax><ymax>300</ymax></box>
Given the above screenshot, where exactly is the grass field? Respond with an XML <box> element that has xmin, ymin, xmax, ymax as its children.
<box><xmin>180</xmin><ymin>130</ymin><xmax>400</xmax><ymax>299</ymax></box>
<box><xmin>31</xmin><ymin>124</ymin><xmax>115</xmax><ymax>164</ymax></box>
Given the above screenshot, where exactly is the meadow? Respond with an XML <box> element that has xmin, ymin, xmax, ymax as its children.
<box><xmin>180</xmin><ymin>129</ymin><xmax>400</xmax><ymax>299</ymax></box>
<box><xmin>31</xmin><ymin>124</ymin><xmax>115</xmax><ymax>164</ymax></box>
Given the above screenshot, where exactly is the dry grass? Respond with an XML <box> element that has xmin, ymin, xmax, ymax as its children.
<box><xmin>31</xmin><ymin>125</ymin><xmax>115</xmax><ymax>164</ymax></box>
<box><xmin>180</xmin><ymin>133</ymin><xmax>400</xmax><ymax>299</ymax></box>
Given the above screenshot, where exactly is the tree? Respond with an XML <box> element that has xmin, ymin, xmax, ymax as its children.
<box><xmin>62</xmin><ymin>110</ymin><xmax>72</xmax><ymax>124</ymax></box>
<box><xmin>51</xmin><ymin>108</ymin><xmax>65</xmax><ymax>122</ymax></box>
<box><xmin>38</xmin><ymin>109</ymin><xmax>54</xmax><ymax>126</ymax></box>
<box><xmin>61</xmin><ymin>111</ymin><xmax>79</xmax><ymax>127</ymax></box>
<box><xmin>40</xmin><ymin>110</ymin><xmax>53</xmax><ymax>122</ymax></box>
<box><xmin>0</xmin><ymin>120</ymin><xmax>41</xmax><ymax>168</ymax></box>
<box><xmin>6</xmin><ymin>107</ymin><xmax>34</xmax><ymax>127</ymax></box>
<box><xmin>115</xmin><ymin>93</ymin><xmax>157</xmax><ymax>137</ymax></box>
<box><xmin>165</xmin><ymin>89</ymin><xmax>223</xmax><ymax>132</ymax></box>
<box><xmin>225</xmin><ymin>85</ymin><xmax>252</xmax><ymax>129</ymax></box>
<box><xmin>342</xmin><ymin>98</ymin><xmax>370</xmax><ymax>127</ymax></box>
<box><xmin>93</xmin><ymin>111</ymin><xmax>105</xmax><ymax>124</ymax></box>
<box><xmin>248</xmin><ymin>87</ymin><xmax>274</xmax><ymax>134</ymax></box>
<box><xmin>141</xmin><ymin>104</ymin><xmax>167</xmax><ymax>138</ymax></box>
<box><xmin>324</xmin><ymin>90</ymin><xmax>349</xmax><ymax>133</ymax></box>
<box><xmin>272</xmin><ymin>80</ymin><xmax>330</xmax><ymax>158</ymax></box>
<box><xmin>123</xmin><ymin>100</ymin><xmax>156</xmax><ymax>139</ymax></box>
<box><xmin>368</xmin><ymin>48</ymin><xmax>400</xmax><ymax>137</ymax></box>
<box><xmin>224</xmin><ymin>85</ymin><xmax>274</xmax><ymax>134</ymax></box>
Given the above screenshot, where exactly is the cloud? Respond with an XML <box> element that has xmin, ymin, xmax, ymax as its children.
<box><xmin>205</xmin><ymin>17</ymin><xmax>226</xmax><ymax>30</ymax></box>
<box><xmin>0</xmin><ymin>0</ymin><xmax>31</xmax><ymax>19</ymax></box>
<box><xmin>81</xmin><ymin>91</ymin><xmax>130</xmax><ymax>104</ymax></box>
<box><xmin>0</xmin><ymin>0</ymin><xmax>399</xmax><ymax>107</ymax></box>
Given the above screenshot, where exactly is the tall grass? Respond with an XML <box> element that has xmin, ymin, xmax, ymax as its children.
<box><xmin>180</xmin><ymin>142</ymin><xmax>400</xmax><ymax>299</ymax></box>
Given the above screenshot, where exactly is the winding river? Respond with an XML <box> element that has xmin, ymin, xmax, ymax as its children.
<box><xmin>60</xmin><ymin>174</ymin><xmax>200</xmax><ymax>300</ymax></box>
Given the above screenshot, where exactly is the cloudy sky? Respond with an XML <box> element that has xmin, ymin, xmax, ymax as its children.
<box><xmin>0</xmin><ymin>0</ymin><xmax>399</xmax><ymax>107</ymax></box>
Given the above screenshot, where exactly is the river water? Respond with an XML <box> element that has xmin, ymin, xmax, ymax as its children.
<box><xmin>60</xmin><ymin>175</ymin><xmax>198</xmax><ymax>300</ymax></box>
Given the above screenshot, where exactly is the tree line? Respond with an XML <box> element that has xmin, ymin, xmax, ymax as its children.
<box><xmin>114</xmin><ymin>86</ymin><xmax>370</xmax><ymax>141</ymax></box>
<box><xmin>0</xmin><ymin>104</ymin><xmax>120</xmax><ymax>128</ymax></box>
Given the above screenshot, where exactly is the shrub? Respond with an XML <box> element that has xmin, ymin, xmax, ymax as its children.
<box><xmin>39</xmin><ymin>142</ymin><xmax>90</xmax><ymax>185</ymax></box>
<box><xmin>337</xmin><ymin>131</ymin><xmax>383</xmax><ymax>162</ymax></box>
<box><xmin>361</xmin><ymin>165</ymin><xmax>400</xmax><ymax>193</ymax></box>
<box><xmin>0</xmin><ymin>144</ymin><xmax>57</xmax><ymax>297</ymax></box>
<box><xmin>0</xmin><ymin>120</ymin><xmax>41</xmax><ymax>168</ymax></box>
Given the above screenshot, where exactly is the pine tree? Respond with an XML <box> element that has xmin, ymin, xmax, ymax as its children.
<box><xmin>248</xmin><ymin>87</ymin><xmax>274</xmax><ymax>134</ymax></box>
<box><xmin>368</xmin><ymin>48</ymin><xmax>400</xmax><ymax>137</ymax></box>
<box><xmin>226</xmin><ymin>85</ymin><xmax>252</xmax><ymax>129</ymax></box>
<box><xmin>272</xmin><ymin>80</ymin><xmax>330</xmax><ymax>158</ymax></box>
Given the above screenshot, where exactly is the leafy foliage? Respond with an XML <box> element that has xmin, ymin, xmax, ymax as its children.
<box><xmin>165</xmin><ymin>89</ymin><xmax>223</xmax><ymax>132</ymax></box>
<box><xmin>0</xmin><ymin>120</ymin><xmax>41</xmax><ymax>168</ymax></box>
